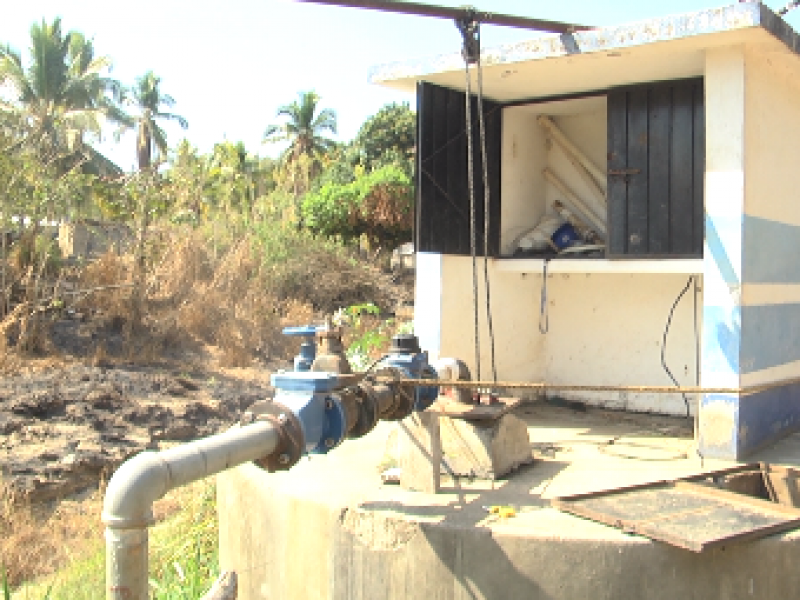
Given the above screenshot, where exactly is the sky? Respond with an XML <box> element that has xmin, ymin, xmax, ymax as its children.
<box><xmin>3</xmin><ymin>0</ymin><xmax>800</xmax><ymax>171</ymax></box>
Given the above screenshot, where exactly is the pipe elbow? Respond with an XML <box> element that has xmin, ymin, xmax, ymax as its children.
<box><xmin>102</xmin><ymin>451</ymin><xmax>170</xmax><ymax>529</ymax></box>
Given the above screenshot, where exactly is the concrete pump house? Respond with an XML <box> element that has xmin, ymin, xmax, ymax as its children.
<box><xmin>370</xmin><ymin>2</ymin><xmax>800</xmax><ymax>461</ymax></box>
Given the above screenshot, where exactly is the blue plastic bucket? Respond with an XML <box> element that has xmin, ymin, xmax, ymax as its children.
<box><xmin>551</xmin><ymin>223</ymin><xmax>580</xmax><ymax>250</ymax></box>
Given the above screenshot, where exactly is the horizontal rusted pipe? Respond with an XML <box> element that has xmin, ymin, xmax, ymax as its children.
<box><xmin>294</xmin><ymin>0</ymin><xmax>593</xmax><ymax>33</ymax></box>
<box><xmin>374</xmin><ymin>376</ymin><xmax>800</xmax><ymax>396</ymax></box>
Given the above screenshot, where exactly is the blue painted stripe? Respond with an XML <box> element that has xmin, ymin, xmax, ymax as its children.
<box><xmin>740</xmin><ymin>303</ymin><xmax>800</xmax><ymax>373</ymax></box>
<box><xmin>702</xmin><ymin>305</ymin><xmax>741</xmax><ymax>378</ymax></box>
<box><xmin>738</xmin><ymin>382</ymin><xmax>800</xmax><ymax>457</ymax></box>
<box><xmin>705</xmin><ymin>215</ymin><xmax>741</xmax><ymax>287</ymax></box>
<box><xmin>743</xmin><ymin>216</ymin><xmax>800</xmax><ymax>284</ymax></box>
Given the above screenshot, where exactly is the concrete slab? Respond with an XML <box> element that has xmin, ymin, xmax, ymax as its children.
<box><xmin>218</xmin><ymin>403</ymin><xmax>800</xmax><ymax>600</ymax></box>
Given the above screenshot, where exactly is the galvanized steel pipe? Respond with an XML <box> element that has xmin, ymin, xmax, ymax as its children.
<box><xmin>102</xmin><ymin>421</ymin><xmax>281</xmax><ymax>599</ymax></box>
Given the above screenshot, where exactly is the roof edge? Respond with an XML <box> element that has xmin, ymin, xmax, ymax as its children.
<box><xmin>368</xmin><ymin>3</ymin><xmax>795</xmax><ymax>85</ymax></box>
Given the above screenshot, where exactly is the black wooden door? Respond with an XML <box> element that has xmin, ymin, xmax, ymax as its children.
<box><xmin>607</xmin><ymin>78</ymin><xmax>704</xmax><ymax>257</ymax></box>
<box><xmin>416</xmin><ymin>81</ymin><xmax>501</xmax><ymax>256</ymax></box>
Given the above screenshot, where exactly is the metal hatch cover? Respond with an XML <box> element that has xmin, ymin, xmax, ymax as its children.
<box><xmin>552</xmin><ymin>466</ymin><xmax>800</xmax><ymax>552</ymax></box>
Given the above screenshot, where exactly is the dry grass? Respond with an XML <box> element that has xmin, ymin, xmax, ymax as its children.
<box><xmin>0</xmin><ymin>482</ymin><xmax>104</xmax><ymax>589</ymax></box>
<box><xmin>0</xmin><ymin>222</ymin><xmax>412</xmax><ymax>371</ymax></box>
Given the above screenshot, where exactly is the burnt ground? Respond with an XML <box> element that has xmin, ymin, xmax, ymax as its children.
<box><xmin>0</xmin><ymin>360</ymin><xmax>276</xmax><ymax>502</ymax></box>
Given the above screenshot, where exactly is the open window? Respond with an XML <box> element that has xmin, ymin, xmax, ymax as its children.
<box><xmin>416</xmin><ymin>78</ymin><xmax>705</xmax><ymax>261</ymax></box>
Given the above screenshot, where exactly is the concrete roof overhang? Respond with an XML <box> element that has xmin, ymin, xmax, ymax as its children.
<box><xmin>369</xmin><ymin>3</ymin><xmax>800</xmax><ymax>101</ymax></box>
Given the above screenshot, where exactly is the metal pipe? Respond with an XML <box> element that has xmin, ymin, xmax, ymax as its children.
<box><xmin>294</xmin><ymin>0</ymin><xmax>592</xmax><ymax>33</ymax></box>
<box><xmin>372</xmin><ymin>377</ymin><xmax>788</xmax><ymax>396</ymax></box>
<box><xmin>102</xmin><ymin>421</ymin><xmax>280</xmax><ymax>599</ymax></box>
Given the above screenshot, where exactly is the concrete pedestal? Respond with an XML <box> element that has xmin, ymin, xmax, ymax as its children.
<box><xmin>218</xmin><ymin>405</ymin><xmax>800</xmax><ymax>600</ymax></box>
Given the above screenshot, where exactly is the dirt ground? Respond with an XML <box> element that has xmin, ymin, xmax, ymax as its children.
<box><xmin>0</xmin><ymin>348</ymin><xmax>281</xmax><ymax>503</ymax></box>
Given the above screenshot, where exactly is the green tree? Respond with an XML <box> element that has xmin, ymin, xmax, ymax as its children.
<box><xmin>264</xmin><ymin>91</ymin><xmax>337</xmax><ymax>202</ymax></box>
<box><xmin>352</xmin><ymin>102</ymin><xmax>415</xmax><ymax>173</ymax></box>
<box><xmin>121</xmin><ymin>70</ymin><xmax>187</xmax><ymax>171</ymax></box>
<box><xmin>0</xmin><ymin>18</ymin><xmax>125</xmax><ymax>184</ymax></box>
<box><xmin>264</xmin><ymin>90</ymin><xmax>337</xmax><ymax>164</ymax></box>
<box><xmin>302</xmin><ymin>163</ymin><xmax>412</xmax><ymax>249</ymax></box>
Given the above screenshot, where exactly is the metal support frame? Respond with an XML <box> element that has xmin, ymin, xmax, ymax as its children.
<box><xmin>294</xmin><ymin>0</ymin><xmax>592</xmax><ymax>33</ymax></box>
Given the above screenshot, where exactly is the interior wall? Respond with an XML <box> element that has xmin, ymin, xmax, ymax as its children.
<box><xmin>500</xmin><ymin>109</ymin><xmax>546</xmax><ymax>255</ymax></box>
<box><xmin>437</xmin><ymin>256</ymin><xmax>701</xmax><ymax>415</ymax></box>
<box><xmin>500</xmin><ymin>99</ymin><xmax>607</xmax><ymax>256</ymax></box>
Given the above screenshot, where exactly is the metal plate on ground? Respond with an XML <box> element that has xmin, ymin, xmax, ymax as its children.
<box><xmin>431</xmin><ymin>397</ymin><xmax>522</xmax><ymax>421</ymax></box>
<box><xmin>553</xmin><ymin>469</ymin><xmax>800</xmax><ymax>552</ymax></box>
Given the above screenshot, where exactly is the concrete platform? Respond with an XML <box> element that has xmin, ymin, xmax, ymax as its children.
<box><xmin>218</xmin><ymin>403</ymin><xmax>800</xmax><ymax>599</ymax></box>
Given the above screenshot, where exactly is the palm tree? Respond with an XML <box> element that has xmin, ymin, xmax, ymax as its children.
<box><xmin>122</xmin><ymin>71</ymin><xmax>187</xmax><ymax>171</ymax></box>
<box><xmin>0</xmin><ymin>18</ymin><xmax>122</xmax><ymax>166</ymax></box>
<box><xmin>264</xmin><ymin>91</ymin><xmax>337</xmax><ymax>215</ymax></box>
<box><xmin>264</xmin><ymin>90</ymin><xmax>337</xmax><ymax>186</ymax></box>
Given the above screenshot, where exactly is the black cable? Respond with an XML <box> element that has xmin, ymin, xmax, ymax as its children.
<box><xmin>662</xmin><ymin>276</ymin><xmax>694</xmax><ymax>419</ymax></box>
<box><xmin>539</xmin><ymin>260</ymin><xmax>549</xmax><ymax>334</ymax></box>
<box><xmin>474</xmin><ymin>31</ymin><xmax>498</xmax><ymax>383</ymax></box>
<box><xmin>462</xmin><ymin>31</ymin><xmax>481</xmax><ymax>383</ymax></box>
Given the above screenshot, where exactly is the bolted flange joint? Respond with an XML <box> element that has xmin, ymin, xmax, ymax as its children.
<box><xmin>244</xmin><ymin>401</ymin><xmax>304</xmax><ymax>472</ymax></box>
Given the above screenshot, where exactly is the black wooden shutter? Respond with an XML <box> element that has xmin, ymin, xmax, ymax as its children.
<box><xmin>607</xmin><ymin>78</ymin><xmax>704</xmax><ymax>257</ymax></box>
<box><xmin>416</xmin><ymin>81</ymin><xmax>501</xmax><ymax>256</ymax></box>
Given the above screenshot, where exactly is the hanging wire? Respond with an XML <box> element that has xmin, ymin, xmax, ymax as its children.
<box><xmin>662</xmin><ymin>276</ymin><xmax>695</xmax><ymax>419</ymax></box>
<box><xmin>474</xmin><ymin>36</ymin><xmax>499</xmax><ymax>383</ymax></box>
<box><xmin>462</xmin><ymin>46</ymin><xmax>482</xmax><ymax>383</ymax></box>
<box><xmin>539</xmin><ymin>260</ymin><xmax>550</xmax><ymax>334</ymax></box>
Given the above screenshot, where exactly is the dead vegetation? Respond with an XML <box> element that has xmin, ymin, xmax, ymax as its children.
<box><xmin>0</xmin><ymin>224</ymin><xmax>411</xmax><ymax>372</ymax></box>
<box><xmin>0</xmin><ymin>223</ymin><xmax>412</xmax><ymax>590</ymax></box>
<box><xmin>0</xmin><ymin>481</ymin><xmax>104</xmax><ymax>588</ymax></box>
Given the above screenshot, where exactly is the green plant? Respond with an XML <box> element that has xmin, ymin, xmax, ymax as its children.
<box><xmin>302</xmin><ymin>164</ymin><xmax>412</xmax><ymax>249</ymax></box>
<box><xmin>337</xmin><ymin>302</ymin><xmax>412</xmax><ymax>371</ymax></box>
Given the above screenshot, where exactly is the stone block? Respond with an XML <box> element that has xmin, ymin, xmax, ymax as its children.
<box><xmin>439</xmin><ymin>413</ymin><xmax>533</xmax><ymax>479</ymax></box>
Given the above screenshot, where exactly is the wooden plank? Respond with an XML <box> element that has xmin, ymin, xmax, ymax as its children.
<box><xmin>647</xmin><ymin>84</ymin><xmax>672</xmax><ymax>254</ymax></box>
<box><xmin>606</xmin><ymin>89</ymin><xmax>628</xmax><ymax>256</ymax></box>
<box><xmin>692</xmin><ymin>80</ymin><xmax>705</xmax><ymax>257</ymax></box>
<box><xmin>485</xmin><ymin>101</ymin><xmax>503</xmax><ymax>257</ymax></box>
<box><xmin>669</xmin><ymin>82</ymin><xmax>696</xmax><ymax>255</ymax></box>
<box><xmin>446</xmin><ymin>87</ymin><xmax>467</xmax><ymax>254</ymax></box>
<box><xmin>415</xmin><ymin>82</ymin><xmax>431</xmax><ymax>253</ymax></box>
<box><xmin>431</xmin><ymin>84</ymin><xmax>450</xmax><ymax>253</ymax></box>
<box><xmin>625</xmin><ymin>87</ymin><xmax>649</xmax><ymax>255</ymax></box>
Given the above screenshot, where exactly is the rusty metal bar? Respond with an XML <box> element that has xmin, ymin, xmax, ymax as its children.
<box><xmin>293</xmin><ymin>0</ymin><xmax>593</xmax><ymax>33</ymax></box>
<box><xmin>373</xmin><ymin>375</ymin><xmax>800</xmax><ymax>396</ymax></box>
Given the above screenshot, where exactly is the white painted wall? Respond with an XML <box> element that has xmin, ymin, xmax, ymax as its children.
<box><xmin>434</xmin><ymin>256</ymin><xmax>701</xmax><ymax>415</ymax></box>
<box><xmin>740</xmin><ymin>44</ymin><xmax>800</xmax><ymax>387</ymax></box>
<box><xmin>744</xmin><ymin>47</ymin><xmax>800</xmax><ymax>227</ymax></box>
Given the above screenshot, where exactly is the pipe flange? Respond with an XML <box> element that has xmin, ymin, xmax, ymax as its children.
<box><xmin>348</xmin><ymin>383</ymin><xmax>379</xmax><ymax>439</ymax></box>
<box><xmin>243</xmin><ymin>401</ymin><xmax>304</xmax><ymax>472</ymax></box>
<box><xmin>373</xmin><ymin>367</ymin><xmax>415</xmax><ymax>421</ymax></box>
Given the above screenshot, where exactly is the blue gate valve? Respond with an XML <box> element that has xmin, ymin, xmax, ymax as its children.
<box><xmin>282</xmin><ymin>325</ymin><xmax>320</xmax><ymax>372</ymax></box>
<box><xmin>383</xmin><ymin>334</ymin><xmax>439</xmax><ymax>412</ymax></box>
